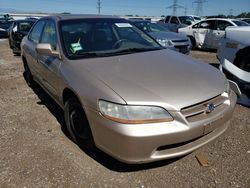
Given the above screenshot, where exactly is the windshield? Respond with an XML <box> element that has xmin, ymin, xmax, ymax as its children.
<box><xmin>193</xmin><ymin>16</ymin><xmax>201</xmax><ymax>21</ymax></box>
<box><xmin>133</xmin><ymin>21</ymin><xmax>169</xmax><ymax>33</ymax></box>
<box><xmin>178</xmin><ymin>16</ymin><xmax>194</xmax><ymax>25</ymax></box>
<box><xmin>233</xmin><ymin>20</ymin><xmax>250</xmax><ymax>26</ymax></box>
<box><xmin>60</xmin><ymin>18</ymin><xmax>162</xmax><ymax>59</ymax></box>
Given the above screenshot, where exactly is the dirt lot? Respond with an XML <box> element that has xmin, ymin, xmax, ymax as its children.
<box><xmin>0</xmin><ymin>39</ymin><xmax>249</xmax><ymax>188</ymax></box>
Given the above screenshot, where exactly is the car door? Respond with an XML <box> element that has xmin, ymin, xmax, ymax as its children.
<box><xmin>193</xmin><ymin>20</ymin><xmax>215</xmax><ymax>48</ymax></box>
<box><xmin>37</xmin><ymin>19</ymin><xmax>61</xmax><ymax>100</ymax></box>
<box><xmin>23</xmin><ymin>20</ymin><xmax>46</xmax><ymax>82</ymax></box>
<box><xmin>211</xmin><ymin>20</ymin><xmax>234</xmax><ymax>49</ymax></box>
<box><xmin>169</xmin><ymin>16</ymin><xmax>180</xmax><ymax>32</ymax></box>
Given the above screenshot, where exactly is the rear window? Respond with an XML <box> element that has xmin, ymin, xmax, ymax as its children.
<box><xmin>232</xmin><ymin>20</ymin><xmax>249</xmax><ymax>26</ymax></box>
<box><xmin>18</xmin><ymin>21</ymin><xmax>35</xmax><ymax>32</ymax></box>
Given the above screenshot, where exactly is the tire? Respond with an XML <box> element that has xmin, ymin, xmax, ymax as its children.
<box><xmin>238</xmin><ymin>53</ymin><xmax>250</xmax><ymax>72</ymax></box>
<box><xmin>12</xmin><ymin>49</ymin><xmax>20</xmax><ymax>56</ymax></box>
<box><xmin>64</xmin><ymin>97</ymin><xmax>94</xmax><ymax>148</ymax></box>
<box><xmin>23</xmin><ymin>61</ymin><xmax>35</xmax><ymax>87</ymax></box>
<box><xmin>234</xmin><ymin>52</ymin><xmax>250</xmax><ymax>98</ymax></box>
<box><xmin>188</xmin><ymin>36</ymin><xmax>196</xmax><ymax>49</ymax></box>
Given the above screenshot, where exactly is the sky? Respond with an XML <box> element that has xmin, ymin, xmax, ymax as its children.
<box><xmin>0</xmin><ymin>0</ymin><xmax>250</xmax><ymax>17</ymax></box>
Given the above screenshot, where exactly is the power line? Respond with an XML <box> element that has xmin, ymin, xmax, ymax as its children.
<box><xmin>228</xmin><ymin>8</ymin><xmax>233</xmax><ymax>16</ymax></box>
<box><xmin>97</xmin><ymin>0</ymin><xmax>101</xmax><ymax>14</ymax></box>
<box><xmin>193</xmin><ymin>0</ymin><xmax>207</xmax><ymax>16</ymax></box>
<box><xmin>167</xmin><ymin>0</ymin><xmax>184</xmax><ymax>16</ymax></box>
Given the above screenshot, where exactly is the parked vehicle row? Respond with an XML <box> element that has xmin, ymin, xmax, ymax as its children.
<box><xmin>20</xmin><ymin>14</ymin><xmax>236</xmax><ymax>164</ymax></box>
<box><xmin>217</xmin><ymin>26</ymin><xmax>250</xmax><ymax>106</ymax></box>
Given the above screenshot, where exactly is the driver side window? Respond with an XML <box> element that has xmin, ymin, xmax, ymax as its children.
<box><xmin>41</xmin><ymin>20</ymin><xmax>57</xmax><ymax>50</ymax></box>
<box><xmin>29</xmin><ymin>20</ymin><xmax>45</xmax><ymax>44</ymax></box>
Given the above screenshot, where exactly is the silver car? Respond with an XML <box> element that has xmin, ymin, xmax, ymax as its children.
<box><xmin>131</xmin><ymin>20</ymin><xmax>191</xmax><ymax>54</ymax></box>
<box><xmin>21</xmin><ymin>15</ymin><xmax>237</xmax><ymax>164</ymax></box>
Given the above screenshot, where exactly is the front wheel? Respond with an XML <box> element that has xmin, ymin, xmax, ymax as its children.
<box><xmin>238</xmin><ymin>53</ymin><xmax>250</xmax><ymax>72</ymax></box>
<box><xmin>188</xmin><ymin>36</ymin><xmax>196</xmax><ymax>49</ymax></box>
<box><xmin>64</xmin><ymin>97</ymin><xmax>94</xmax><ymax>148</ymax></box>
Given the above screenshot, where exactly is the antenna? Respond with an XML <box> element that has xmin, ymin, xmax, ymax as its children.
<box><xmin>193</xmin><ymin>0</ymin><xmax>207</xmax><ymax>16</ymax></box>
<box><xmin>167</xmin><ymin>0</ymin><xmax>184</xmax><ymax>16</ymax></box>
<box><xmin>97</xmin><ymin>0</ymin><xmax>101</xmax><ymax>14</ymax></box>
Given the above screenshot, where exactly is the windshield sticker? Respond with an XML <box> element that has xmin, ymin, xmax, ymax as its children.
<box><xmin>70</xmin><ymin>39</ymin><xmax>83</xmax><ymax>54</ymax></box>
<box><xmin>115</xmin><ymin>23</ymin><xmax>133</xmax><ymax>28</ymax></box>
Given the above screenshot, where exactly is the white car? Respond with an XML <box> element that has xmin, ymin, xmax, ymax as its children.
<box><xmin>179</xmin><ymin>18</ymin><xmax>249</xmax><ymax>50</ymax></box>
<box><xmin>217</xmin><ymin>26</ymin><xmax>250</xmax><ymax>106</ymax></box>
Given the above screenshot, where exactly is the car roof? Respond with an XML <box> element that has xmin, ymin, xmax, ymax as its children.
<box><xmin>204</xmin><ymin>18</ymin><xmax>234</xmax><ymax>21</ymax></box>
<box><xmin>42</xmin><ymin>14</ymin><xmax>120</xmax><ymax>21</ymax></box>
<box><xmin>14</xmin><ymin>19</ymin><xmax>36</xmax><ymax>23</ymax></box>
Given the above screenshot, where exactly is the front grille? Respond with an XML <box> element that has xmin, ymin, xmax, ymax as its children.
<box><xmin>172</xmin><ymin>39</ymin><xmax>189</xmax><ymax>43</ymax></box>
<box><xmin>157</xmin><ymin>135</ymin><xmax>203</xmax><ymax>151</ymax></box>
<box><xmin>181</xmin><ymin>95</ymin><xmax>227</xmax><ymax>123</ymax></box>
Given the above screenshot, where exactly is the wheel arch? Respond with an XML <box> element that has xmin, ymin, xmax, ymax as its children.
<box><xmin>234</xmin><ymin>46</ymin><xmax>250</xmax><ymax>65</ymax></box>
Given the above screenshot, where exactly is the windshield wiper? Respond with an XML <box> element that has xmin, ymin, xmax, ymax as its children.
<box><xmin>70</xmin><ymin>52</ymin><xmax>107</xmax><ymax>58</ymax></box>
<box><xmin>112</xmin><ymin>47</ymin><xmax>162</xmax><ymax>55</ymax></box>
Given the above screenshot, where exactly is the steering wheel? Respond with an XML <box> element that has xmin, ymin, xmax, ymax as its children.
<box><xmin>112</xmin><ymin>39</ymin><xmax>130</xmax><ymax>49</ymax></box>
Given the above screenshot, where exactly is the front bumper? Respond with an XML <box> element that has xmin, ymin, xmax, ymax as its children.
<box><xmin>86</xmin><ymin>92</ymin><xmax>236</xmax><ymax>164</ymax></box>
<box><xmin>167</xmin><ymin>41</ymin><xmax>191</xmax><ymax>54</ymax></box>
<box><xmin>220</xmin><ymin>59</ymin><xmax>250</xmax><ymax>106</ymax></box>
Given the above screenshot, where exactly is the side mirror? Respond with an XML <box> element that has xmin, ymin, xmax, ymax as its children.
<box><xmin>36</xmin><ymin>43</ymin><xmax>61</xmax><ymax>58</ymax></box>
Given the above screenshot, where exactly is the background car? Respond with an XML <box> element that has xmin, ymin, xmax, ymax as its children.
<box><xmin>217</xmin><ymin>26</ymin><xmax>250</xmax><ymax>106</ymax></box>
<box><xmin>179</xmin><ymin>18</ymin><xmax>249</xmax><ymax>50</ymax></box>
<box><xmin>21</xmin><ymin>14</ymin><xmax>236</xmax><ymax>164</ymax></box>
<box><xmin>240</xmin><ymin>18</ymin><xmax>250</xmax><ymax>24</ymax></box>
<box><xmin>0</xmin><ymin>18</ymin><xmax>13</xmax><ymax>38</ymax></box>
<box><xmin>157</xmin><ymin>15</ymin><xmax>195</xmax><ymax>32</ymax></box>
<box><xmin>131</xmin><ymin>20</ymin><xmax>191</xmax><ymax>54</ymax></box>
<box><xmin>8</xmin><ymin>19</ymin><xmax>36</xmax><ymax>55</ymax></box>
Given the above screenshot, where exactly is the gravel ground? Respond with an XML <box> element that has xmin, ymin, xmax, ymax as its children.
<box><xmin>0</xmin><ymin>39</ymin><xmax>250</xmax><ymax>188</ymax></box>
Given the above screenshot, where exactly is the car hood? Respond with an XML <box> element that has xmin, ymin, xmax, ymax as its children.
<box><xmin>73</xmin><ymin>49</ymin><xmax>225</xmax><ymax>111</ymax></box>
<box><xmin>149</xmin><ymin>31</ymin><xmax>188</xmax><ymax>41</ymax></box>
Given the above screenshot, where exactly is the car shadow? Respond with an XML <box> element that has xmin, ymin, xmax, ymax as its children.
<box><xmin>192</xmin><ymin>48</ymin><xmax>217</xmax><ymax>53</ymax></box>
<box><xmin>28</xmin><ymin>81</ymin><xmax>183</xmax><ymax>172</ymax></box>
<box><xmin>209</xmin><ymin>63</ymin><xmax>220</xmax><ymax>69</ymax></box>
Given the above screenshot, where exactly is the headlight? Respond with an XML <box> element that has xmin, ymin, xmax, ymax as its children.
<box><xmin>157</xmin><ymin>39</ymin><xmax>174</xmax><ymax>47</ymax></box>
<box><xmin>99</xmin><ymin>100</ymin><xmax>173</xmax><ymax>124</ymax></box>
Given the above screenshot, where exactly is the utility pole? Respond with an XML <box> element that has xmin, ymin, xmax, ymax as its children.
<box><xmin>184</xmin><ymin>7</ymin><xmax>188</xmax><ymax>16</ymax></box>
<box><xmin>193</xmin><ymin>0</ymin><xmax>207</xmax><ymax>16</ymax></box>
<box><xmin>167</xmin><ymin>0</ymin><xmax>184</xmax><ymax>16</ymax></box>
<box><xmin>228</xmin><ymin>8</ymin><xmax>233</xmax><ymax>18</ymax></box>
<box><xmin>97</xmin><ymin>0</ymin><xmax>101</xmax><ymax>14</ymax></box>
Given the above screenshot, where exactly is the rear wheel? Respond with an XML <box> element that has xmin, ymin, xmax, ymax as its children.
<box><xmin>23</xmin><ymin>60</ymin><xmax>35</xmax><ymax>87</ymax></box>
<box><xmin>12</xmin><ymin>49</ymin><xmax>20</xmax><ymax>56</ymax></box>
<box><xmin>64</xmin><ymin>97</ymin><xmax>94</xmax><ymax>148</ymax></box>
